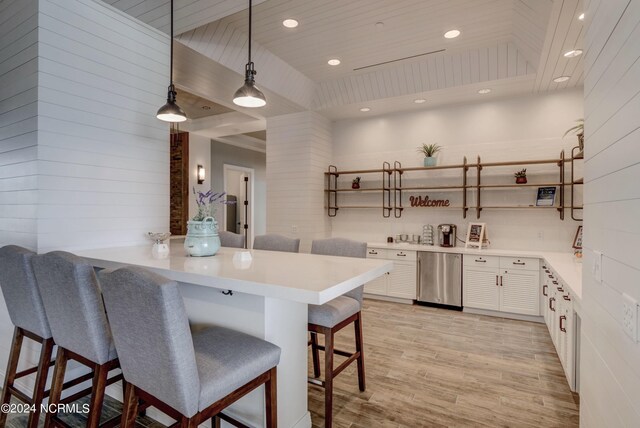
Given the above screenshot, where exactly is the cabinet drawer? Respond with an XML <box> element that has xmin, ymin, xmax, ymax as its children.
<box><xmin>389</xmin><ymin>250</ymin><xmax>416</xmax><ymax>261</ymax></box>
<box><xmin>464</xmin><ymin>255</ymin><xmax>499</xmax><ymax>268</ymax></box>
<box><xmin>366</xmin><ymin>248</ymin><xmax>388</xmax><ymax>259</ymax></box>
<box><xmin>499</xmin><ymin>256</ymin><xmax>539</xmax><ymax>271</ymax></box>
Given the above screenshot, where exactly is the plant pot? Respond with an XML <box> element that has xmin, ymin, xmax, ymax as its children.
<box><xmin>184</xmin><ymin>217</ymin><xmax>221</xmax><ymax>257</ymax></box>
<box><xmin>577</xmin><ymin>133</ymin><xmax>584</xmax><ymax>152</ymax></box>
<box><xmin>423</xmin><ymin>157</ymin><xmax>437</xmax><ymax>167</ymax></box>
<box><xmin>516</xmin><ymin>177</ymin><xmax>528</xmax><ymax>184</ymax></box>
<box><xmin>352</xmin><ymin>183</ymin><xmax>360</xmax><ymax>189</ymax></box>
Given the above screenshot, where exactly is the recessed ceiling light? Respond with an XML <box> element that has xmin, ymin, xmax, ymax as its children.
<box><xmin>564</xmin><ymin>49</ymin><xmax>583</xmax><ymax>58</ymax></box>
<box><xmin>360</xmin><ymin>107</ymin><xmax>371</xmax><ymax>112</ymax></box>
<box><xmin>478</xmin><ymin>88</ymin><xmax>491</xmax><ymax>94</ymax></box>
<box><xmin>444</xmin><ymin>29</ymin><xmax>461</xmax><ymax>39</ymax></box>
<box><xmin>578</xmin><ymin>13</ymin><xmax>585</xmax><ymax>21</ymax></box>
<box><xmin>282</xmin><ymin>19</ymin><xmax>298</xmax><ymax>28</ymax></box>
<box><xmin>375</xmin><ymin>21</ymin><xmax>385</xmax><ymax>30</ymax></box>
<box><xmin>201</xmin><ymin>105</ymin><xmax>211</xmax><ymax>110</ymax></box>
<box><xmin>414</xmin><ymin>99</ymin><xmax>427</xmax><ymax>104</ymax></box>
<box><xmin>553</xmin><ymin>76</ymin><xmax>571</xmax><ymax>83</ymax></box>
<box><xmin>328</xmin><ymin>58</ymin><xmax>341</xmax><ymax>66</ymax></box>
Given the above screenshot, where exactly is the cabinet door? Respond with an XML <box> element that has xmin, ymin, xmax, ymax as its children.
<box><xmin>364</xmin><ymin>272</ymin><xmax>388</xmax><ymax>296</ymax></box>
<box><xmin>500</xmin><ymin>269</ymin><xmax>540</xmax><ymax>315</ymax></box>
<box><xmin>463</xmin><ymin>267</ymin><xmax>500</xmax><ymax>311</ymax></box>
<box><xmin>387</xmin><ymin>262</ymin><xmax>417</xmax><ymax>299</ymax></box>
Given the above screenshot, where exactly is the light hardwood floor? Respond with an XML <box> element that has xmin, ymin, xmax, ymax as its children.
<box><xmin>308</xmin><ymin>299</ymin><xmax>579</xmax><ymax>428</ymax></box>
<box><xmin>4</xmin><ymin>299</ymin><xmax>578</xmax><ymax>427</ymax></box>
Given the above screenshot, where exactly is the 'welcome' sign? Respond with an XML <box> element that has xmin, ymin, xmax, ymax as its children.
<box><xmin>409</xmin><ymin>195</ymin><xmax>451</xmax><ymax>207</ymax></box>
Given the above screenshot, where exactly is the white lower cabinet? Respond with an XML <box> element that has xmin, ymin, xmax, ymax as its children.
<box><xmin>364</xmin><ymin>248</ymin><xmax>417</xmax><ymax>300</ymax></box>
<box><xmin>541</xmin><ymin>263</ymin><xmax>578</xmax><ymax>391</ymax></box>
<box><xmin>463</xmin><ymin>256</ymin><xmax>540</xmax><ymax>316</ymax></box>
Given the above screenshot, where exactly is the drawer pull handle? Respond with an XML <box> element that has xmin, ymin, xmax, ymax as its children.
<box><xmin>369</xmin><ymin>250</ymin><xmax>378</xmax><ymax>255</ymax></box>
<box><xmin>543</xmin><ymin>285</ymin><xmax>548</xmax><ymax>296</ymax></box>
<box><xmin>499</xmin><ymin>276</ymin><xmax>503</xmax><ymax>287</ymax></box>
<box><xmin>557</xmin><ymin>287</ymin><xmax>564</xmax><ymax>292</ymax></box>
<box><xmin>559</xmin><ymin>315</ymin><xmax>567</xmax><ymax>332</ymax></box>
<box><xmin>548</xmin><ymin>274</ymin><xmax>554</xmax><ymax>278</ymax></box>
<box><xmin>549</xmin><ymin>298</ymin><xmax>556</xmax><ymax>312</ymax></box>
<box><xmin>512</xmin><ymin>261</ymin><xmax>526</xmax><ymax>265</ymax></box>
<box><xmin>563</xmin><ymin>295</ymin><xmax>571</xmax><ymax>301</ymax></box>
<box><xmin>475</xmin><ymin>259</ymin><xmax>487</xmax><ymax>263</ymax></box>
<box><xmin>397</xmin><ymin>253</ymin><xmax>406</xmax><ymax>257</ymax></box>
<box><xmin>496</xmin><ymin>275</ymin><xmax>499</xmax><ymax>286</ymax></box>
<box><xmin>552</xmin><ymin>281</ymin><xmax>558</xmax><ymax>285</ymax></box>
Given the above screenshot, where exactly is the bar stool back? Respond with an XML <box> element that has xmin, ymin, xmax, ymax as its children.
<box><xmin>308</xmin><ymin>238</ymin><xmax>367</xmax><ymax>428</ymax></box>
<box><xmin>32</xmin><ymin>251</ymin><xmax>123</xmax><ymax>428</ymax></box>
<box><xmin>99</xmin><ymin>266</ymin><xmax>280</xmax><ymax>428</ymax></box>
<box><xmin>0</xmin><ymin>245</ymin><xmax>54</xmax><ymax>428</ymax></box>
<box><xmin>219</xmin><ymin>230</ymin><xmax>245</xmax><ymax>248</ymax></box>
<box><xmin>253</xmin><ymin>234</ymin><xmax>300</xmax><ymax>253</ymax></box>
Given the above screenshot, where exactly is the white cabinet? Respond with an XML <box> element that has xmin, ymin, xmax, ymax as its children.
<box><xmin>463</xmin><ymin>255</ymin><xmax>540</xmax><ymax>316</ymax></box>
<box><xmin>364</xmin><ymin>248</ymin><xmax>417</xmax><ymax>301</ymax></box>
<box><xmin>542</xmin><ymin>262</ymin><xmax>578</xmax><ymax>391</ymax></box>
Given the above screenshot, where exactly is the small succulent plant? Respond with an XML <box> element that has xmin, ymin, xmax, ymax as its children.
<box><xmin>417</xmin><ymin>143</ymin><xmax>442</xmax><ymax>157</ymax></box>
<box><xmin>514</xmin><ymin>169</ymin><xmax>527</xmax><ymax>178</ymax></box>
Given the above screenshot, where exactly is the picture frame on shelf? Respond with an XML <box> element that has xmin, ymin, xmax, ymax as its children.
<box><xmin>465</xmin><ymin>222</ymin><xmax>487</xmax><ymax>249</ymax></box>
<box><xmin>536</xmin><ymin>186</ymin><xmax>557</xmax><ymax>207</ymax></box>
<box><xmin>572</xmin><ymin>225</ymin><xmax>583</xmax><ymax>249</ymax></box>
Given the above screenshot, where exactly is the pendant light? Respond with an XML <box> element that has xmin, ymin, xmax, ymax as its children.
<box><xmin>233</xmin><ymin>0</ymin><xmax>266</xmax><ymax>108</ymax></box>
<box><xmin>157</xmin><ymin>0</ymin><xmax>187</xmax><ymax>122</ymax></box>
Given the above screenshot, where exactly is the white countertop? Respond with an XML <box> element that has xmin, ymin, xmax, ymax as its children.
<box><xmin>75</xmin><ymin>244</ymin><xmax>392</xmax><ymax>305</ymax></box>
<box><xmin>368</xmin><ymin>242</ymin><xmax>582</xmax><ymax>301</ymax></box>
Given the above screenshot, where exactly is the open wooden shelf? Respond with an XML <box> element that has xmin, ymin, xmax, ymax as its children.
<box><xmin>326</xmin><ymin>151</ymin><xmax>584</xmax><ymax>221</ymax></box>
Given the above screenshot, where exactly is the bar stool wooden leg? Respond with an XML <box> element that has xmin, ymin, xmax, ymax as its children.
<box><xmin>310</xmin><ymin>332</ymin><xmax>321</xmax><ymax>378</ymax></box>
<box><xmin>26</xmin><ymin>337</ymin><xmax>55</xmax><ymax>428</ymax></box>
<box><xmin>354</xmin><ymin>312</ymin><xmax>366</xmax><ymax>392</ymax></box>
<box><xmin>0</xmin><ymin>327</ymin><xmax>24</xmax><ymax>426</ymax></box>
<box><xmin>120</xmin><ymin>383</ymin><xmax>139</xmax><ymax>428</ymax></box>
<box><xmin>86</xmin><ymin>363</ymin><xmax>109</xmax><ymax>428</ymax></box>
<box><xmin>265</xmin><ymin>367</ymin><xmax>278</xmax><ymax>428</ymax></box>
<box><xmin>45</xmin><ymin>347</ymin><xmax>68</xmax><ymax>428</ymax></box>
<box><xmin>324</xmin><ymin>328</ymin><xmax>334</xmax><ymax>428</ymax></box>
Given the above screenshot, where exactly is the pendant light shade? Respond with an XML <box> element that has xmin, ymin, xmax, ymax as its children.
<box><xmin>233</xmin><ymin>63</ymin><xmax>266</xmax><ymax>108</ymax></box>
<box><xmin>157</xmin><ymin>0</ymin><xmax>187</xmax><ymax>122</ymax></box>
<box><xmin>233</xmin><ymin>0</ymin><xmax>266</xmax><ymax>108</ymax></box>
<box><xmin>157</xmin><ymin>84</ymin><xmax>187</xmax><ymax>122</ymax></box>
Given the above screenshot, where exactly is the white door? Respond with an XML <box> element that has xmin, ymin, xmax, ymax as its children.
<box><xmin>463</xmin><ymin>267</ymin><xmax>500</xmax><ymax>311</ymax></box>
<box><xmin>500</xmin><ymin>270</ymin><xmax>540</xmax><ymax>315</ymax></box>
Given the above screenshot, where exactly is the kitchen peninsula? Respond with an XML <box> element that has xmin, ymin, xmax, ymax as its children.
<box><xmin>74</xmin><ymin>244</ymin><xmax>392</xmax><ymax>428</ymax></box>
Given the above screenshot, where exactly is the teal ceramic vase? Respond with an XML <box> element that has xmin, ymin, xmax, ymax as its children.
<box><xmin>184</xmin><ymin>217</ymin><xmax>221</xmax><ymax>257</ymax></box>
<box><xmin>423</xmin><ymin>156</ymin><xmax>437</xmax><ymax>167</ymax></box>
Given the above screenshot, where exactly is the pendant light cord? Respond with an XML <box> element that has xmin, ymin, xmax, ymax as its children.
<box><xmin>248</xmin><ymin>0</ymin><xmax>252</xmax><ymax>65</ymax></box>
<box><xmin>170</xmin><ymin>0</ymin><xmax>174</xmax><ymax>84</ymax></box>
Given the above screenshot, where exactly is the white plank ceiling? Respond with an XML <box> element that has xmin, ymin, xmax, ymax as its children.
<box><xmin>104</xmin><ymin>0</ymin><xmax>585</xmax><ymax>121</ymax></box>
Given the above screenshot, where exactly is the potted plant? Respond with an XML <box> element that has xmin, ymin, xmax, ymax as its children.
<box><xmin>514</xmin><ymin>168</ymin><xmax>527</xmax><ymax>184</ymax></box>
<box><xmin>564</xmin><ymin>119</ymin><xmax>584</xmax><ymax>152</ymax></box>
<box><xmin>418</xmin><ymin>143</ymin><xmax>442</xmax><ymax>167</ymax></box>
<box><xmin>352</xmin><ymin>177</ymin><xmax>361</xmax><ymax>189</ymax></box>
<box><xmin>184</xmin><ymin>188</ymin><xmax>235</xmax><ymax>257</ymax></box>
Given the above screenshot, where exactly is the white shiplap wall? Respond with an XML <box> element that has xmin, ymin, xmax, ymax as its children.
<box><xmin>0</xmin><ymin>0</ymin><xmax>39</xmax><ymax>250</ymax></box>
<box><xmin>36</xmin><ymin>0</ymin><xmax>170</xmax><ymax>252</ymax></box>
<box><xmin>580</xmin><ymin>0</ymin><xmax>640</xmax><ymax>426</ymax></box>
<box><xmin>266</xmin><ymin>112</ymin><xmax>332</xmax><ymax>252</ymax></box>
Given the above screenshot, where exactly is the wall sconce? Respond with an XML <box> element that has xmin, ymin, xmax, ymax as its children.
<box><xmin>197</xmin><ymin>165</ymin><xmax>205</xmax><ymax>184</ymax></box>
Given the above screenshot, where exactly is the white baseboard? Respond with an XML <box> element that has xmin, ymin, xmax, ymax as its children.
<box><xmin>463</xmin><ymin>307</ymin><xmax>544</xmax><ymax>323</ymax></box>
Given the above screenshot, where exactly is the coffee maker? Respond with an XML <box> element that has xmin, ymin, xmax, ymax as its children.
<box><xmin>438</xmin><ymin>224</ymin><xmax>457</xmax><ymax>247</ymax></box>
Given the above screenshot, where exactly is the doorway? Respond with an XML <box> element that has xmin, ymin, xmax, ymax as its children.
<box><xmin>223</xmin><ymin>164</ymin><xmax>255</xmax><ymax>248</ymax></box>
<box><xmin>169</xmin><ymin>132</ymin><xmax>189</xmax><ymax>236</ymax></box>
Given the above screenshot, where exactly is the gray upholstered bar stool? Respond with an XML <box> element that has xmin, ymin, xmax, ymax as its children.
<box><xmin>99</xmin><ymin>266</ymin><xmax>280</xmax><ymax>428</ymax></box>
<box><xmin>0</xmin><ymin>245</ymin><xmax>55</xmax><ymax>428</ymax></box>
<box><xmin>253</xmin><ymin>234</ymin><xmax>300</xmax><ymax>253</ymax></box>
<box><xmin>219</xmin><ymin>230</ymin><xmax>245</xmax><ymax>248</ymax></box>
<box><xmin>32</xmin><ymin>251</ymin><xmax>124</xmax><ymax>428</ymax></box>
<box><xmin>308</xmin><ymin>238</ymin><xmax>367</xmax><ymax>428</ymax></box>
